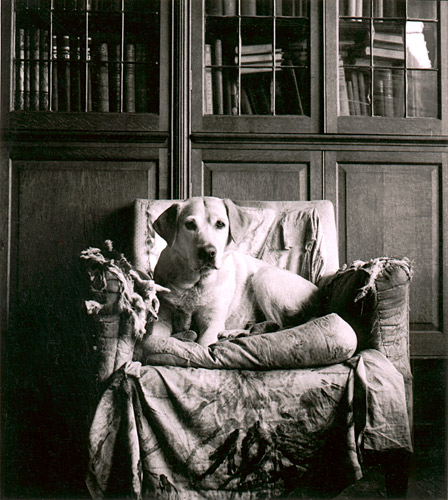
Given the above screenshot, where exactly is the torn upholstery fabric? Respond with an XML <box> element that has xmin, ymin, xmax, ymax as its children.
<box><xmin>86</xmin><ymin>349</ymin><xmax>411</xmax><ymax>500</ymax></box>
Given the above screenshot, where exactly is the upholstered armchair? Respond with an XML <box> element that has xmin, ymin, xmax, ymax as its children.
<box><xmin>83</xmin><ymin>199</ymin><xmax>413</xmax><ymax>500</ymax></box>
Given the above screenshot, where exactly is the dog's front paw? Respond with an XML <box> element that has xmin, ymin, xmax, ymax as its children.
<box><xmin>172</xmin><ymin>330</ymin><xmax>198</xmax><ymax>343</ymax></box>
<box><xmin>217</xmin><ymin>329</ymin><xmax>250</xmax><ymax>341</ymax></box>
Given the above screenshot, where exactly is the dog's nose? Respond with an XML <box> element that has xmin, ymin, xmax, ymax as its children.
<box><xmin>198</xmin><ymin>244</ymin><xmax>217</xmax><ymax>262</ymax></box>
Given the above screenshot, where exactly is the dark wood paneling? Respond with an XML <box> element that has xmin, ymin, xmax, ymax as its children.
<box><xmin>4</xmin><ymin>160</ymin><xmax>157</xmax><ymax>498</ymax></box>
<box><xmin>325</xmin><ymin>151</ymin><xmax>446</xmax><ymax>357</ymax></box>
<box><xmin>202</xmin><ymin>162</ymin><xmax>309</xmax><ymax>200</ymax></box>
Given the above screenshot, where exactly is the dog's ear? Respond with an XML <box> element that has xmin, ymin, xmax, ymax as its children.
<box><xmin>223</xmin><ymin>199</ymin><xmax>253</xmax><ymax>245</ymax></box>
<box><xmin>153</xmin><ymin>203</ymin><xmax>180</xmax><ymax>246</ymax></box>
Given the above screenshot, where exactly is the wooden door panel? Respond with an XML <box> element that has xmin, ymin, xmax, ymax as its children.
<box><xmin>329</xmin><ymin>158</ymin><xmax>445</xmax><ymax>356</ymax></box>
<box><xmin>202</xmin><ymin>162</ymin><xmax>309</xmax><ymax>200</ymax></box>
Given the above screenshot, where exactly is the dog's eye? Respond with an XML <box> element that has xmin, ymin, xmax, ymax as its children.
<box><xmin>215</xmin><ymin>220</ymin><xmax>226</xmax><ymax>230</ymax></box>
<box><xmin>185</xmin><ymin>220</ymin><xmax>197</xmax><ymax>231</ymax></box>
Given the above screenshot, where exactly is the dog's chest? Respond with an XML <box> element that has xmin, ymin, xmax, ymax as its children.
<box><xmin>164</xmin><ymin>280</ymin><xmax>220</xmax><ymax>313</ymax></box>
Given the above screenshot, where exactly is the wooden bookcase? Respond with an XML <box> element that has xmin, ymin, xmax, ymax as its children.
<box><xmin>0</xmin><ymin>2</ymin><xmax>447</xmax><ymax>497</ymax></box>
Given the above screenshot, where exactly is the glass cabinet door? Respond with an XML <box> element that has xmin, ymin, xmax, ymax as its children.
<box><xmin>333</xmin><ymin>0</ymin><xmax>445</xmax><ymax>134</ymax></box>
<box><xmin>9</xmin><ymin>0</ymin><xmax>169</xmax><ymax>131</ymax></box>
<box><xmin>192</xmin><ymin>0</ymin><xmax>320</xmax><ymax>134</ymax></box>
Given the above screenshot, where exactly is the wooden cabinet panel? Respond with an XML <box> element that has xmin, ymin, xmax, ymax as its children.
<box><xmin>4</xmin><ymin>160</ymin><xmax>158</xmax><ymax>498</ymax></box>
<box><xmin>202</xmin><ymin>162</ymin><xmax>309</xmax><ymax>200</ymax></box>
<box><xmin>325</xmin><ymin>152</ymin><xmax>447</xmax><ymax>357</ymax></box>
<box><xmin>192</xmin><ymin>149</ymin><xmax>322</xmax><ymax>200</ymax></box>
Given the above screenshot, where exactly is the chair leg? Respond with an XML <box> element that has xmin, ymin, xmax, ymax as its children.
<box><xmin>380</xmin><ymin>449</ymin><xmax>412</xmax><ymax>498</ymax></box>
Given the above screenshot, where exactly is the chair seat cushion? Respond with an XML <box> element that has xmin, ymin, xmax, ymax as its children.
<box><xmin>136</xmin><ymin>313</ymin><xmax>357</xmax><ymax>369</ymax></box>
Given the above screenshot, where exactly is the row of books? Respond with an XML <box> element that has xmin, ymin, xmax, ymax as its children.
<box><xmin>206</xmin><ymin>0</ymin><xmax>308</xmax><ymax>17</ymax></box>
<box><xmin>17</xmin><ymin>0</ymin><xmax>153</xmax><ymax>12</ymax></box>
<box><xmin>204</xmin><ymin>41</ymin><xmax>306</xmax><ymax>115</ymax></box>
<box><xmin>15</xmin><ymin>29</ymin><xmax>155</xmax><ymax>112</ymax></box>
<box><xmin>340</xmin><ymin>0</ymin><xmax>404</xmax><ymax>18</ymax></box>
<box><xmin>339</xmin><ymin>63</ymin><xmax>405</xmax><ymax>117</ymax></box>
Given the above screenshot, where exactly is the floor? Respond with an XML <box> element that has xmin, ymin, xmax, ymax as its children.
<box><xmin>337</xmin><ymin>359</ymin><xmax>447</xmax><ymax>500</ymax></box>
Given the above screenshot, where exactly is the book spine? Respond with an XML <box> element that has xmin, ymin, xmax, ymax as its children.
<box><xmin>241</xmin><ymin>0</ymin><xmax>256</xmax><ymax>15</ymax></box>
<box><xmin>15</xmin><ymin>28</ymin><xmax>25</xmax><ymax>110</ymax></box>
<box><xmin>283</xmin><ymin>58</ymin><xmax>304</xmax><ymax>114</ymax></box>
<box><xmin>124</xmin><ymin>43</ymin><xmax>135</xmax><ymax>112</ymax></box>
<box><xmin>241</xmin><ymin>86</ymin><xmax>253</xmax><ymax>114</ymax></box>
<box><xmin>383</xmin><ymin>69</ymin><xmax>394</xmax><ymax>117</ymax></box>
<box><xmin>223</xmin><ymin>0</ymin><xmax>236</xmax><ymax>15</ymax></box>
<box><xmin>212</xmin><ymin>39</ymin><xmax>223</xmax><ymax>114</ymax></box>
<box><xmin>109</xmin><ymin>44</ymin><xmax>121</xmax><ymax>112</ymax></box>
<box><xmin>374</xmin><ymin>77</ymin><xmax>385</xmax><ymax>116</ymax></box>
<box><xmin>237</xmin><ymin>50</ymin><xmax>282</xmax><ymax>64</ymax></box>
<box><xmin>206</xmin><ymin>0</ymin><xmax>223</xmax><ymax>15</ymax></box>
<box><xmin>204</xmin><ymin>44</ymin><xmax>213</xmax><ymax>114</ymax></box>
<box><xmin>350</xmin><ymin>70</ymin><xmax>361</xmax><ymax>115</ymax></box>
<box><xmin>30</xmin><ymin>29</ymin><xmax>40</xmax><ymax>110</ymax></box>
<box><xmin>338</xmin><ymin>57</ymin><xmax>350</xmax><ymax>116</ymax></box>
<box><xmin>51</xmin><ymin>35</ymin><xmax>58</xmax><ymax>111</ymax></box>
<box><xmin>58</xmin><ymin>35</ymin><xmax>71</xmax><ymax>111</ymax></box>
<box><xmin>346</xmin><ymin>79</ymin><xmax>355</xmax><ymax>115</ymax></box>
<box><xmin>240</xmin><ymin>66</ymin><xmax>281</xmax><ymax>74</ymax></box>
<box><xmin>276</xmin><ymin>0</ymin><xmax>283</xmax><ymax>15</ymax></box>
<box><xmin>71</xmin><ymin>36</ymin><xmax>82</xmax><ymax>111</ymax></box>
<box><xmin>230</xmin><ymin>81</ymin><xmax>238</xmax><ymax>115</ymax></box>
<box><xmin>24</xmin><ymin>29</ymin><xmax>31</xmax><ymax>110</ymax></box>
<box><xmin>98</xmin><ymin>42</ymin><xmax>109</xmax><ymax>112</ymax></box>
<box><xmin>357</xmin><ymin>70</ymin><xmax>368</xmax><ymax>115</ymax></box>
<box><xmin>237</xmin><ymin>43</ymin><xmax>274</xmax><ymax>55</ymax></box>
<box><xmin>135</xmin><ymin>44</ymin><xmax>148</xmax><ymax>113</ymax></box>
<box><xmin>393</xmin><ymin>70</ymin><xmax>404</xmax><ymax>118</ymax></box>
<box><xmin>39</xmin><ymin>30</ymin><xmax>49</xmax><ymax>110</ymax></box>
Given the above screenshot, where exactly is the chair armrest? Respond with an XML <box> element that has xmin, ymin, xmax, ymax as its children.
<box><xmin>318</xmin><ymin>258</ymin><xmax>413</xmax><ymax>382</ymax></box>
<box><xmin>85</xmin><ymin>272</ymin><xmax>137</xmax><ymax>383</ymax></box>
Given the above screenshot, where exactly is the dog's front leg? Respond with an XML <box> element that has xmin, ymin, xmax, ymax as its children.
<box><xmin>194</xmin><ymin>308</ymin><xmax>228</xmax><ymax>347</ymax></box>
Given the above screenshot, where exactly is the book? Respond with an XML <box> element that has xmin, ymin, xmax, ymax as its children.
<box><xmin>240</xmin><ymin>86</ymin><xmax>253</xmax><ymax>114</ymax></box>
<box><xmin>204</xmin><ymin>43</ymin><xmax>213</xmax><ymax>114</ymax></box>
<box><xmin>366</xmin><ymin>46</ymin><xmax>404</xmax><ymax>60</ymax></box>
<box><xmin>241</xmin><ymin>0</ymin><xmax>256</xmax><ymax>15</ymax></box>
<box><xmin>346</xmin><ymin>79</ymin><xmax>355</xmax><ymax>115</ymax></box>
<box><xmin>212</xmin><ymin>39</ymin><xmax>223</xmax><ymax>114</ymax></box>
<box><xmin>124</xmin><ymin>43</ymin><xmax>135</xmax><ymax>112</ymax></box>
<box><xmin>39</xmin><ymin>30</ymin><xmax>49</xmax><ymax>111</ymax></box>
<box><xmin>240</xmin><ymin>66</ymin><xmax>281</xmax><ymax>75</ymax></box>
<box><xmin>24</xmin><ymin>29</ymin><xmax>30</xmax><ymax>110</ymax></box>
<box><xmin>236</xmin><ymin>43</ymin><xmax>274</xmax><ymax>55</ymax></box>
<box><xmin>382</xmin><ymin>69</ymin><xmax>394</xmax><ymax>117</ymax></box>
<box><xmin>338</xmin><ymin>56</ymin><xmax>350</xmax><ymax>116</ymax></box>
<box><xmin>393</xmin><ymin>70</ymin><xmax>404</xmax><ymax>117</ymax></box>
<box><xmin>30</xmin><ymin>28</ymin><xmax>40</xmax><ymax>110</ymax></box>
<box><xmin>230</xmin><ymin>81</ymin><xmax>238</xmax><ymax>115</ymax></box>
<box><xmin>357</xmin><ymin>70</ymin><xmax>368</xmax><ymax>115</ymax></box>
<box><xmin>224</xmin><ymin>73</ymin><xmax>232</xmax><ymax>114</ymax></box>
<box><xmin>15</xmin><ymin>28</ymin><xmax>25</xmax><ymax>110</ymax></box>
<box><xmin>206</xmin><ymin>0</ymin><xmax>223</xmax><ymax>15</ymax></box>
<box><xmin>58</xmin><ymin>35</ymin><xmax>71</xmax><ymax>111</ymax></box>
<box><xmin>135</xmin><ymin>44</ymin><xmax>148</xmax><ymax>112</ymax></box>
<box><xmin>51</xmin><ymin>35</ymin><xmax>58</xmax><ymax>111</ymax></box>
<box><xmin>97</xmin><ymin>42</ymin><xmax>109</xmax><ymax>112</ymax></box>
<box><xmin>350</xmin><ymin>70</ymin><xmax>361</xmax><ymax>115</ymax></box>
<box><xmin>237</xmin><ymin>50</ymin><xmax>282</xmax><ymax>64</ymax></box>
<box><xmin>223</xmin><ymin>0</ymin><xmax>236</xmax><ymax>15</ymax></box>
<box><xmin>109</xmin><ymin>44</ymin><xmax>121</xmax><ymax>112</ymax></box>
<box><xmin>373</xmin><ymin>76</ymin><xmax>385</xmax><ymax>116</ymax></box>
<box><xmin>70</xmin><ymin>36</ymin><xmax>82</xmax><ymax>111</ymax></box>
<box><xmin>81</xmin><ymin>37</ymin><xmax>92</xmax><ymax>111</ymax></box>
<box><xmin>281</xmin><ymin>58</ymin><xmax>304</xmax><ymax>114</ymax></box>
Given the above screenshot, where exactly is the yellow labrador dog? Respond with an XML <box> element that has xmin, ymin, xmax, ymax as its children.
<box><xmin>143</xmin><ymin>197</ymin><xmax>318</xmax><ymax>347</ymax></box>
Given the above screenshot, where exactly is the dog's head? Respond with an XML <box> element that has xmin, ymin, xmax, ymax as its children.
<box><xmin>154</xmin><ymin>197</ymin><xmax>251</xmax><ymax>274</ymax></box>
